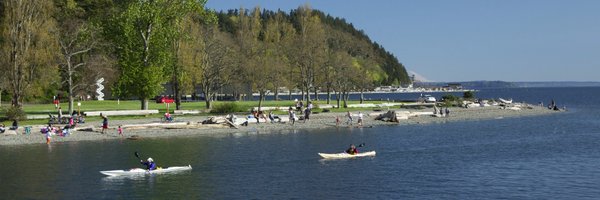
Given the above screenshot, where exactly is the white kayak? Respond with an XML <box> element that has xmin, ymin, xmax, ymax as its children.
<box><xmin>318</xmin><ymin>151</ymin><xmax>376</xmax><ymax>159</ymax></box>
<box><xmin>100</xmin><ymin>165</ymin><xmax>192</xmax><ymax>176</ymax></box>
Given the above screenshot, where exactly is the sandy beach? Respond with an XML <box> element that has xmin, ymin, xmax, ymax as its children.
<box><xmin>0</xmin><ymin>104</ymin><xmax>559</xmax><ymax>146</ymax></box>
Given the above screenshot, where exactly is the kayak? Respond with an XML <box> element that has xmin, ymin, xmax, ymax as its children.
<box><xmin>100</xmin><ymin>165</ymin><xmax>192</xmax><ymax>176</ymax></box>
<box><xmin>318</xmin><ymin>151</ymin><xmax>376</xmax><ymax>159</ymax></box>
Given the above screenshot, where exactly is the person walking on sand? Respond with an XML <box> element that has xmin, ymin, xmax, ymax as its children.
<box><xmin>288</xmin><ymin>107</ymin><xmax>296</xmax><ymax>125</ymax></box>
<box><xmin>118</xmin><ymin>125</ymin><xmax>123</xmax><ymax>136</ymax></box>
<box><xmin>336</xmin><ymin>116</ymin><xmax>341</xmax><ymax>126</ymax></box>
<box><xmin>346</xmin><ymin>111</ymin><xmax>353</xmax><ymax>125</ymax></box>
<box><xmin>101</xmin><ymin>113</ymin><xmax>108</xmax><ymax>134</ymax></box>
<box><xmin>357</xmin><ymin>112</ymin><xmax>364</xmax><ymax>127</ymax></box>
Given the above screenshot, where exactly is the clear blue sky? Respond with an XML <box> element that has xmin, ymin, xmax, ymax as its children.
<box><xmin>206</xmin><ymin>0</ymin><xmax>600</xmax><ymax>82</ymax></box>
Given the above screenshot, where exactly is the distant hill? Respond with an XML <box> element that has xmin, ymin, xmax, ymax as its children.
<box><xmin>415</xmin><ymin>81</ymin><xmax>600</xmax><ymax>89</ymax></box>
<box><xmin>512</xmin><ymin>81</ymin><xmax>600</xmax><ymax>88</ymax></box>
<box><xmin>415</xmin><ymin>81</ymin><xmax>516</xmax><ymax>89</ymax></box>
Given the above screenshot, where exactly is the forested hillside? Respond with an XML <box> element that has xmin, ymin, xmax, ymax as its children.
<box><xmin>0</xmin><ymin>0</ymin><xmax>410</xmax><ymax>114</ymax></box>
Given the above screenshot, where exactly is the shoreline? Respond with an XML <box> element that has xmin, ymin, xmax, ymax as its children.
<box><xmin>0</xmin><ymin>105</ymin><xmax>559</xmax><ymax>146</ymax></box>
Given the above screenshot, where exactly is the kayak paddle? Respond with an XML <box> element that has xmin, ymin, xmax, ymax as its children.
<box><xmin>358</xmin><ymin>143</ymin><xmax>365</xmax><ymax>147</ymax></box>
<box><xmin>135</xmin><ymin>151</ymin><xmax>141</xmax><ymax>159</ymax></box>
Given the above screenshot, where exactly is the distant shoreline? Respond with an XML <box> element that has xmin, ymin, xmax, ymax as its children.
<box><xmin>0</xmin><ymin>104</ymin><xmax>558</xmax><ymax>146</ymax></box>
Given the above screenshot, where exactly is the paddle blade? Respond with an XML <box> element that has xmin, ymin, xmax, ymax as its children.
<box><xmin>134</xmin><ymin>151</ymin><xmax>140</xmax><ymax>159</ymax></box>
<box><xmin>358</xmin><ymin>143</ymin><xmax>365</xmax><ymax>147</ymax></box>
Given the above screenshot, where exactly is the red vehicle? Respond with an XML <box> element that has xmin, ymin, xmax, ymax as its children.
<box><xmin>156</xmin><ymin>96</ymin><xmax>174</xmax><ymax>103</ymax></box>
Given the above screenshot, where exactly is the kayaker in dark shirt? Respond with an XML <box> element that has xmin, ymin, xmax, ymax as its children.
<box><xmin>141</xmin><ymin>157</ymin><xmax>157</xmax><ymax>171</ymax></box>
<box><xmin>346</xmin><ymin>144</ymin><xmax>359</xmax><ymax>155</ymax></box>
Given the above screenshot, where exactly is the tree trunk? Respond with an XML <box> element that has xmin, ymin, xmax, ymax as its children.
<box><xmin>258</xmin><ymin>91</ymin><xmax>264</xmax><ymax>111</ymax></box>
<box><xmin>11</xmin><ymin>93</ymin><xmax>22</xmax><ymax>108</ymax></box>
<box><xmin>173</xmin><ymin>81</ymin><xmax>181</xmax><ymax>110</ymax></box>
<box><xmin>343</xmin><ymin>91</ymin><xmax>349</xmax><ymax>108</ymax></box>
<box><xmin>314</xmin><ymin>90</ymin><xmax>318</xmax><ymax>101</ymax></box>
<box><xmin>141</xmin><ymin>99</ymin><xmax>148</xmax><ymax>110</ymax></box>
<box><xmin>288</xmin><ymin>90</ymin><xmax>292</xmax><ymax>100</ymax></box>
<box><xmin>360</xmin><ymin>89</ymin><xmax>364</xmax><ymax>104</ymax></box>
<box><xmin>326</xmin><ymin>86</ymin><xmax>331</xmax><ymax>105</ymax></box>
<box><xmin>274</xmin><ymin>87</ymin><xmax>279</xmax><ymax>101</ymax></box>
<box><xmin>203</xmin><ymin>89</ymin><xmax>212</xmax><ymax>109</ymax></box>
<box><xmin>336</xmin><ymin>91</ymin><xmax>341</xmax><ymax>109</ymax></box>
<box><xmin>205</xmin><ymin>97</ymin><xmax>212</xmax><ymax>109</ymax></box>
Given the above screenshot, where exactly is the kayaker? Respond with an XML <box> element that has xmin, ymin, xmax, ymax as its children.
<box><xmin>141</xmin><ymin>158</ymin><xmax>157</xmax><ymax>171</ymax></box>
<box><xmin>346</xmin><ymin>144</ymin><xmax>359</xmax><ymax>155</ymax></box>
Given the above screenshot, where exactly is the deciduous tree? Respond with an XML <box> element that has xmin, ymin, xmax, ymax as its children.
<box><xmin>0</xmin><ymin>0</ymin><xmax>58</xmax><ymax>108</ymax></box>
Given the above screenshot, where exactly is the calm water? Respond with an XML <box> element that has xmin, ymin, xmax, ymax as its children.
<box><xmin>2</xmin><ymin>87</ymin><xmax>600</xmax><ymax>199</ymax></box>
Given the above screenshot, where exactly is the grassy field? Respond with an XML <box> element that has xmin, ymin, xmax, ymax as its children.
<box><xmin>1</xmin><ymin>99</ymin><xmax>394</xmax><ymax>125</ymax></box>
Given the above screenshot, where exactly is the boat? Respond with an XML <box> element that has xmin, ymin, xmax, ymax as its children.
<box><xmin>318</xmin><ymin>151</ymin><xmax>376</xmax><ymax>159</ymax></box>
<box><xmin>498</xmin><ymin>98</ymin><xmax>513</xmax><ymax>104</ymax></box>
<box><xmin>100</xmin><ymin>165</ymin><xmax>192</xmax><ymax>176</ymax></box>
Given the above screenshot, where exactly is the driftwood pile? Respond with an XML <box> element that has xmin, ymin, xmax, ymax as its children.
<box><xmin>375</xmin><ymin>111</ymin><xmax>400</xmax><ymax>123</ymax></box>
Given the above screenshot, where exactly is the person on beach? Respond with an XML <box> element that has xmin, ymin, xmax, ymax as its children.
<box><xmin>357</xmin><ymin>112</ymin><xmax>363</xmax><ymax>127</ymax></box>
<box><xmin>69</xmin><ymin>116</ymin><xmax>75</xmax><ymax>127</ymax></box>
<box><xmin>0</xmin><ymin>124</ymin><xmax>5</xmax><ymax>133</ymax></box>
<box><xmin>295</xmin><ymin>101</ymin><xmax>302</xmax><ymax>112</ymax></box>
<box><xmin>141</xmin><ymin>158</ymin><xmax>157</xmax><ymax>171</ymax></box>
<box><xmin>346</xmin><ymin>111</ymin><xmax>353</xmax><ymax>125</ymax></box>
<box><xmin>304</xmin><ymin>107</ymin><xmax>311</xmax><ymax>123</ymax></box>
<box><xmin>307</xmin><ymin>101</ymin><xmax>313</xmax><ymax>112</ymax></box>
<box><xmin>164</xmin><ymin>112</ymin><xmax>173</xmax><ymax>122</ymax></box>
<box><xmin>45</xmin><ymin>129</ymin><xmax>52</xmax><ymax>144</ymax></box>
<box><xmin>9</xmin><ymin>119</ymin><xmax>18</xmax><ymax>130</ymax></box>
<box><xmin>58</xmin><ymin>107</ymin><xmax>63</xmax><ymax>122</ymax></box>
<box><xmin>118</xmin><ymin>126</ymin><xmax>123</xmax><ymax>136</ymax></box>
<box><xmin>445</xmin><ymin>108</ymin><xmax>450</xmax><ymax>117</ymax></box>
<box><xmin>336</xmin><ymin>116</ymin><xmax>341</xmax><ymax>126</ymax></box>
<box><xmin>288</xmin><ymin>107</ymin><xmax>296</xmax><ymax>125</ymax></box>
<box><xmin>346</xmin><ymin>144</ymin><xmax>359</xmax><ymax>155</ymax></box>
<box><xmin>268</xmin><ymin>111</ymin><xmax>276</xmax><ymax>123</ymax></box>
<box><xmin>258</xmin><ymin>110</ymin><xmax>268</xmax><ymax>123</ymax></box>
<box><xmin>101</xmin><ymin>113</ymin><xmax>108</xmax><ymax>134</ymax></box>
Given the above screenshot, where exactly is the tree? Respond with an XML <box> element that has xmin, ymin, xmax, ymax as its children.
<box><xmin>179</xmin><ymin>16</ymin><xmax>235</xmax><ymax>109</ymax></box>
<box><xmin>233</xmin><ymin>7</ymin><xmax>264</xmax><ymax>107</ymax></box>
<box><xmin>291</xmin><ymin>5</ymin><xmax>326</xmax><ymax>102</ymax></box>
<box><xmin>330</xmin><ymin>51</ymin><xmax>357</xmax><ymax>108</ymax></box>
<box><xmin>107</xmin><ymin>0</ymin><xmax>206</xmax><ymax>110</ymax></box>
<box><xmin>0</xmin><ymin>0</ymin><xmax>58</xmax><ymax>108</ymax></box>
<box><xmin>170</xmin><ymin>6</ymin><xmax>214</xmax><ymax>111</ymax></box>
<box><xmin>55</xmin><ymin>0</ymin><xmax>105</xmax><ymax>115</ymax></box>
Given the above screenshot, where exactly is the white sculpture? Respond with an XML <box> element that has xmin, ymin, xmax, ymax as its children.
<box><xmin>96</xmin><ymin>77</ymin><xmax>105</xmax><ymax>101</ymax></box>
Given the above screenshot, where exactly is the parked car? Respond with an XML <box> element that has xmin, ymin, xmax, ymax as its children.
<box><xmin>156</xmin><ymin>96</ymin><xmax>174</xmax><ymax>103</ymax></box>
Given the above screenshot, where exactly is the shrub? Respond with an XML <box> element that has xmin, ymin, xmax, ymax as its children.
<box><xmin>463</xmin><ymin>91</ymin><xmax>475</xmax><ymax>99</ymax></box>
<box><xmin>211</xmin><ymin>102</ymin><xmax>245</xmax><ymax>113</ymax></box>
<box><xmin>4</xmin><ymin>106</ymin><xmax>27</xmax><ymax>121</ymax></box>
<box><xmin>441</xmin><ymin>94</ymin><xmax>459</xmax><ymax>102</ymax></box>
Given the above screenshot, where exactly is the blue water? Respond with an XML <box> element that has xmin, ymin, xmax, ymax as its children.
<box><xmin>1</xmin><ymin>87</ymin><xmax>600</xmax><ymax>199</ymax></box>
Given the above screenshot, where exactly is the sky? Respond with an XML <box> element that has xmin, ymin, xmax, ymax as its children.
<box><xmin>206</xmin><ymin>0</ymin><xmax>600</xmax><ymax>82</ymax></box>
